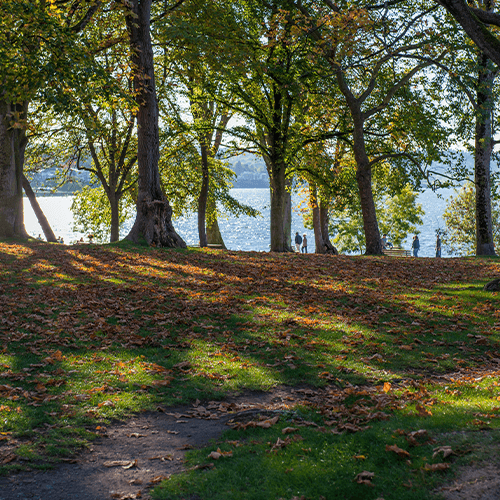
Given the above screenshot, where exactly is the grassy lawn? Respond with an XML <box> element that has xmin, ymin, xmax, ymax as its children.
<box><xmin>0</xmin><ymin>239</ymin><xmax>499</xmax><ymax>499</ymax></box>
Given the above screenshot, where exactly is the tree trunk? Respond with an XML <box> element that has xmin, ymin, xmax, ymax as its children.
<box><xmin>124</xmin><ymin>0</ymin><xmax>185</xmax><ymax>248</ymax></box>
<box><xmin>22</xmin><ymin>175</ymin><xmax>57</xmax><ymax>242</ymax></box>
<box><xmin>109</xmin><ymin>191</ymin><xmax>120</xmax><ymax>243</ymax></box>
<box><xmin>0</xmin><ymin>98</ymin><xmax>29</xmax><ymax>239</ymax></box>
<box><xmin>351</xmin><ymin>119</ymin><xmax>382</xmax><ymax>255</ymax></box>
<box><xmin>356</xmin><ymin>163</ymin><xmax>381</xmax><ymax>254</ymax></box>
<box><xmin>320</xmin><ymin>198</ymin><xmax>338</xmax><ymax>254</ymax></box>
<box><xmin>310</xmin><ymin>183</ymin><xmax>324</xmax><ymax>254</ymax></box>
<box><xmin>475</xmin><ymin>50</ymin><xmax>496</xmax><ymax>255</ymax></box>
<box><xmin>206</xmin><ymin>196</ymin><xmax>226</xmax><ymax>248</ymax></box>
<box><xmin>269</xmin><ymin>164</ymin><xmax>287</xmax><ymax>252</ymax></box>
<box><xmin>310</xmin><ymin>182</ymin><xmax>338</xmax><ymax>255</ymax></box>
<box><xmin>197</xmin><ymin>144</ymin><xmax>209</xmax><ymax>247</ymax></box>
<box><xmin>283</xmin><ymin>176</ymin><xmax>293</xmax><ymax>251</ymax></box>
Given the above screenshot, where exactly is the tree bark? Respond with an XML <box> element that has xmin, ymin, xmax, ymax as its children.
<box><xmin>109</xmin><ymin>191</ymin><xmax>120</xmax><ymax>243</ymax></box>
<box><xmin>310</xmin><ymin>183</ymin><xmax>324</xmax><ymax>253</ymax></box>
<box><xmin>320</xmin><ymin>198</ymin><xmax>338</xmax><ymax>254</ymax></box>
<box><xmin>310</xmin><ymin>182</ymin><xmax>338</xmax><ymax>254</ymax></box>
<box><xmin>197</xmin><ymin>144</ymin><xmax>209</xmax><ymax>247</ymax></box>
<box><xmin>0</xmin><ymin>98</ymin><xmax>29</xmax><ymax>239</ymax></box>
<box><xmin>206</xmin><ymin>196</ymin><xmax>226</xmax><ymax>248</ymax></box>
<box><xmin>475</xmin><ymin>48</ymin><xmax>496</xmax><ymax>255</ymax></box>
<box><xmin>283</xmin><ymin>176</ymin><xmax>293</xmax><ymax>251</ymax></box>
<box><xmin>352</xmin><ymin>120</ymin><xmax>382</xmax><ymax>255</ymax></box>
<box><xmin>22</xmin><ymin>175</ymin><xmax>57</xmax><ymax>242</ymax></box>
<box><xmin>124</xmin><ymin>0</ymin><xmax>185</xmax><ymax>248</ymax></box>
<box><xmin>269</xmin><ymin>164</ymin><xmax>288</xmax><ymax>252</ymax></box>
<box><xmin>436</xmin><ymin>0</ymin><xmax>500</xmax><ymax>67</ymax></box>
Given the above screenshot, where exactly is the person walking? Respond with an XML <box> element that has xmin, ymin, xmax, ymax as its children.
<box><xmin>412</xmin><ymin>235</ymin><xmax>420</xmax><ymax>257</ymax></box>
<box><xmin>301</xmin><ymin>234</ymin><xmax>308</xmax><ymax>253</ymax></box>
<box><xmin>435</xmin><ymin>234</ymin><xmax>441</xmax><ymax>258</ymax></box>
<box><xmin>294</xmin><ymin>232</ymin><xmax>302</xmax><ymax>252</ymax></box>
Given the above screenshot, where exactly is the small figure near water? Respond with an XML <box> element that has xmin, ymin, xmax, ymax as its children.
<box><xmin>294</xmin><ymin>232</ymin><xmax>302</xmax><ymax>252</ymax></box>
<box><xmin>411</xmin><ymin>235</ymin><xmax>420</xmax><ymax>257</ymax></box>
<box><xmin>301</xmin><ymin>234</ymin><xmax>308</xmax><ymax>253</ymax></box>
<box><xmin>381</xmin><ymin>234</ymin><xmax>393</xmax><ymax>250</ymax></box>
<box><xmin>435</xmin><ymin>234</ymin><xmax>441</xmax><ymax>258</ymax></box>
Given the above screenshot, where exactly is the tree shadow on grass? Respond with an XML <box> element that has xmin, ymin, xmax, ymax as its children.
<box><xmin>1</xmin><ymin>240</ymin><xmax>499</xmax><ymax>476</ymax></box>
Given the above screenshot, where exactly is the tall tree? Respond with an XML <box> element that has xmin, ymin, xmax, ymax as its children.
<box><xmin>0</xmin><ymin>0</ymin><xmax>101</xmax><ymax>238</ymax></box>
<box><xmin>432</xmin><ymin>3</ymin><xmax>498</xmax><ymax>256</ymax></box>
<box><xmin>288</xmin><ymin>0</ymin><xmax>447</xmax><ymax>254</ymax></box>
<box><xmin>122</xmin><ymin>0</ymin><xmax>185</xmax><ymax>247</ymax></box>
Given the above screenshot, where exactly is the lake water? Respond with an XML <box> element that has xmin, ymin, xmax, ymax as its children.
<box><xmin>24</xmin><ymin>188</ymin><xmax>453</xmax><ymax>257</ymax></box>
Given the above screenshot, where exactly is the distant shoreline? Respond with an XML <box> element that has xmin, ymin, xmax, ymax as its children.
<box><xmin>232</xmin><ymin>180</ymin><xmax>269</xmax><ymax>189</ymax></box>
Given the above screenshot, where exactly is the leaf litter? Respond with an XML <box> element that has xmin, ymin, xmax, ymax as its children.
<box><xmin>1</xmin><ymin>242</ymin><xmax>500</xmax><ymax>499</ymax></box>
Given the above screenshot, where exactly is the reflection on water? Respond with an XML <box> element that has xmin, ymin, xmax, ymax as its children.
<box><xmin>24</xmin><ymin>188</ymin><xmax>451</xmax><ymax>256</ymax></box>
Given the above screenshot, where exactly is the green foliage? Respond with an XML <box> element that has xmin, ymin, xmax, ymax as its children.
<box><xmin>442</xmin><ymin>183</ymin><xmax>500</xmax><ymax>256</ymax></box>
<box><xmin>71</xmin><ymin>185</ymin><xmax>135</xmax><ymax>243</ymax></box>
<box><xmin>330</xmin><ymin>177</ymin><xmax>424</xmax><ymax>254</ymax></box>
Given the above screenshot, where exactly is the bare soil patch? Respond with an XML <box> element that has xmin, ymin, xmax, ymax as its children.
<box><xmin>0</xmin><ymin>387</ymin><xmax>297</xmax><ymax>500</ymax></box>
<box><xmin>436</xmin><ymin>463</ymin><xmax>500</xmax><ymax>500</ymax></box>
<box><xmin>1</xmin><ymin>386</ymin><xmax>500</xmax><ymax>500</ymax></box>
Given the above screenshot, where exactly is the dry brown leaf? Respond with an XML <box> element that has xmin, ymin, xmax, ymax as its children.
<box><xmin>256</xmin><ymin>415</ymin><xmax>279</xmax><ymax>428</ymax></box>
<box><xmin>423</xmin><ymin>463</ymin><xmax>450</xmax><ymax>472</ymax></box>
<box><xmin>385</xmin><ymin>444</ymin><xmax>410</xmax><ymax>459</ymax></box>
<box><xmin>103</xmin><ymin>460</ymin><xmax>136</xmax><ymax>468</ymax></box>
<box><xmin>432</xmin><ymin>446</ymin><xmax>454</xmax><ymax>459</ymax></box>
<box><xmin>123</xmin><ymin>459</ymin><xmax>138</xmax><ymax>470</ymax></box>
<box><xmin>188</xmin><ymin>463</ymin><xmax>214</xmax><ymax>471</ymax></box>
<box><xmin>0</xmin><ymin>452</ymin><xmax>16</xmax><ymax>465</ymax></box>
<box><xmin>415</xmin><ymin>404</ymin><xmax>432</xmax><ymax>417</ymax></box>
<box><xmin>355</xmin><ymin>471</ymin><xmax>375</xmax><ymax>485</ymax></box>
<box><xmin>208</xmin><ymin>451</ymin><xmax>221</xmax><ymax>460</ymax></box>
<box><xmin>149</xmin><ymin>475</ymin><xmax>170</xmax><ymax>485</ymax></box>
<box><xmin>282</xmin><ymin>427</ymin><xmax>298</xmax><ymax>434</ymax></box>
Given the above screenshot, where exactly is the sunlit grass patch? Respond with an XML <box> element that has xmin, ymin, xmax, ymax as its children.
<box><xmin>1</xmin><ymin>240</ymin><xmax>500</xmax><ymax>483</ymax></box>
<box><xmin>150</xmin><ymin>407</ymin><xmax>457</xmax><ymax>500</ymax></box>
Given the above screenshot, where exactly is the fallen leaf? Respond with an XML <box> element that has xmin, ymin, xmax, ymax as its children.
<box><xmin>103</xmin><ymin>460</ymin><xmax>136</xmax><ymax>468</ymax></box>
<box><xmin>423</xmin><ymin>463</ymin><xmax>450</xmax><ymax>472</ymax></box>
<box><xmin>149</xmin><ymin>475</ymin><xmax>170</xmax><ymax>484</ymax></box>
<box><xmin>282</xmin><ymin>427</ymin><xmax>298</xmax><ymax>434</ymax></box>
<box><xmin>415</xmin><ymin>404</ymin><xmax>432</xmax><ymax>417</ymax></box>
<box><xmin>432</xmin><ymin>446</ymin><xmax>454</xmax><ymax>459</ymax></box>
<box><xmin>355</xmin><ymin>470</ymin><xmax>375</xmax><ymax>485</ymax></box>
<box><xmin>385</xmin><ymin>444</ymin><xmax>410</xmax><ymax>459</ymax></box>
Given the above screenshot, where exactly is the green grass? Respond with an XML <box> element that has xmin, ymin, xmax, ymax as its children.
<box><xmin>0</xmin><ymin>239</ymin><xmax>499</xmax><ymax>497</ymax></box>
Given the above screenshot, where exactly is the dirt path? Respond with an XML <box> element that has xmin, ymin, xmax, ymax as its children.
<box><xmin>0</xmin><ymin>388</ymin><xmax>295</xmax><ymax>500</ymax></box>
<box><xmin>1</xmin><ymin>387</ymin><xmax>499</xmax><ymax>500</ymax></box>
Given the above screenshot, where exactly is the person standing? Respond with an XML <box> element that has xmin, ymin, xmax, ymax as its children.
<box><xmin>294</xmin><ymin>232</ymin><xmax>302</xmax><ymax>252</ymax></box>
<box><xmin>412</xmin><ymin>235</ymin><xmax>420</xmax><ymax>257</ymax></box>
<box><xmin>301</xmin><ymin>234</ymin><xmax>308</xmax><ymax>253</ymax></box>
<box><xmin>435</xmin><ymin>234</ymin><xmax>441</xmax><ymax>258</ymax></box>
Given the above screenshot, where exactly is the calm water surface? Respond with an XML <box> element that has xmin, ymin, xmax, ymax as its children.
<box><xmin>24</xmin><ymin>188</ymin><xmax>451</xmax><ymax>257</ymax></box>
